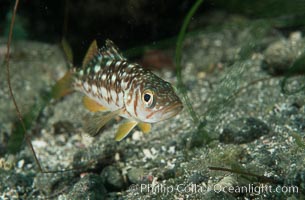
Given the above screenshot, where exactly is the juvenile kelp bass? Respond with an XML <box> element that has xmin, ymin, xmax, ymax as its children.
<box><xmin>53</xmin><ymin>40</ymin><xmax>183</xmax><ymax>141</ymax></box>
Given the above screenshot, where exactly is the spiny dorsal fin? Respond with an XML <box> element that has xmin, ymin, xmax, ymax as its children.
<box><xmin>82</xmin><ymin>40</ymin><xmax>99</xmax><ymax>68</ymax></box>
<box><xmin>104</xmin><ymin>39</ymin><xmax>126</xmax><ymax>61</ymax></box>
<box><xmin>115</xmin><ymin>121</ymin><xmax>138</xmax><ymax>141</ymax></box>
<box><xmin>80</xmin><ymin>40</ymin><xmax>126</xmax><ymax>74</ymax></box>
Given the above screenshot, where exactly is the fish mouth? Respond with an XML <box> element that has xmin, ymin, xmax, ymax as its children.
<box><xmin>161</xmin><ymin>101</ymin><xmax>183</xmax><ymax>120</ymax></box>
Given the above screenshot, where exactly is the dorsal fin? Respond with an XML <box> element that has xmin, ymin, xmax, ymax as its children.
<box><xmin>104</xmin><ymin>39</ymin><xmax>126</xmax><ymax>61</ymax></box>
<box><xmin>82</xmin><ymin>40</ymin><xmax>99</xmax><ymax>68</ymax></box>
<box><xmin>81</xmin><ymin>40</ymin><xmax>127</xmax><ymax>72</ymax></box>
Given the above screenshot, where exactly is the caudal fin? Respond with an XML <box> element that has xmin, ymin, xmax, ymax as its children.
<box><xmin>51</xmin><ymin>71</ymin><xmax>74</xmax><ymax>99</ymax></box>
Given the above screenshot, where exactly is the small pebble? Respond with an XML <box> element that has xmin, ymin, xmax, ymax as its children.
<box><xmin>67</xmin><ymin>174</ymin><xmax>107</xmax><ymax>199</ymax></box>
<box><xmin>219</xmin><ymin>117</ymin><xmax>270</xmax><ymax>144</ymax></box>
<box><xmin>263</xmin><ymin>32</ymin><xmax>305</xmax><ymax>74</ymax></box>
<box><xmin>127</xmin><ymin>167</ymin><xmax>144</xmax><ymax>184</ymax></box>
<box><xmin>101</xmin><ymin>166</ymin><xmax>125</xmax><ymax>190</ymax></box>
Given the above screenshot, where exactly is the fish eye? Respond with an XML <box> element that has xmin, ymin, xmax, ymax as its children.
<box><xmin>144</xmin><ymin>94</ymin><xmax>151</xmax><ymax>102</ymax></box>
<box><xmin>142</xmin><ymin>89</ymin><xmax>155</xmax><ymax>108</ymax></box>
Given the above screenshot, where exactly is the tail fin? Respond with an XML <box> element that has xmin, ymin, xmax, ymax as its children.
<box><xmin>51</xmin><ymin>71</ymin><xmax>74</xmax><ymax>99</ymax></box>
<box><xmin>51</xmin><ymin>39</ymin><xmax>75</xmax><ymax>100</ymax></box>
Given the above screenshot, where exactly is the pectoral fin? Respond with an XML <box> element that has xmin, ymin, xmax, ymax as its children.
<box><xmin>137</xmin><ymin>122</ymin><xmax>151</xmax><ymax>134</ymax></box>
<box><xmin>115</xmin><ymin>121</ymin><xmax>138</xmax><ymax>141</ymax></box>
<box><xmin>83</xmin><ymin>96</ymin><xmax>108</xmax><ymax>112</ymax></box>
<box><xmin>84</xmin><ymin>109</ymin><xmax>122</xmax><ymax>137</ymax></box>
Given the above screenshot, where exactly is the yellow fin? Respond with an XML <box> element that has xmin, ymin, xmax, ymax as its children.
<box><xmin>138</xmin><ymin>122</ymin><xmax>151</xmax><ymax>134</ymax></box>
<box><xmin>82</xmin><ymin>40</ymin><xmax>98</xmax><ymax>68</ymax></box>
<box><xmin>83</xmin><ymin>96</ymin><xmax>108</xmax><ymax>112</ymax></box>
<box><xmin>51</xmin><ymin>71</ymin><xmax>74</xmax><ymax>100</ymax></box>
<box><xmin>115</xmin><ymin>121</ymin><xmax>138</xmax><ymax>141</ymax></box>
<box><xmin>84</xmin><ymin>109</ymin><xmax>122</xmax><ymax>137</ymax></box>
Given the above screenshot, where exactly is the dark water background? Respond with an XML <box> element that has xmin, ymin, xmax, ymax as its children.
<box><xmin>2</xmin><ymin>0</ymin><xmax>305</xmax><ymax>63</ymax></box>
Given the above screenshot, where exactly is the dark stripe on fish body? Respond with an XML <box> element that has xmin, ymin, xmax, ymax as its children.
<box><xmin>134</xmin><ymin>90</ymin><xmax>138</xmax><ymax>117</ymax></box>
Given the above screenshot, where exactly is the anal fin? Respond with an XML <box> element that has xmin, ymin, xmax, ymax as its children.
<box><xmin>83</xmin><ymin>96</ymin><xmax>108</xmax><ymax>112</ymax></box>
<box><xmin>115</xmin><ymin>121</ymin><xmax>138</xmax><ymax>141</ymax></box>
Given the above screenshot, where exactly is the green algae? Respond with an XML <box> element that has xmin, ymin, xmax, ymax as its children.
<box><xmin>175</xmin><ymin>0</ymin><xmax>203</xmax><ymax>125</ymax></box>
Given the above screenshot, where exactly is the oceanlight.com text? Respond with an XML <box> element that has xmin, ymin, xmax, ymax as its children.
<box><xmin>128</xmin><ymin>183</ymin><xmax>299</xmax><ymax>196</ymax></box>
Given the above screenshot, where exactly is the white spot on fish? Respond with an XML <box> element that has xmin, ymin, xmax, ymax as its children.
<box><xmin>127</xmin><ymin>94</ymin><xmax>132</xmax><ymax>101</ymax></box>
<box><xmin>111</xmin><ymin>74</ymin><xmax>116</xmax><ymax>83</ymax></box>
<box><xmin>106</xmin><ymin>60</ymin><xmax>112</xmax><ymax>67</ymax></box>
<box><xmin>101</xmin><ymin>74</ymin><xmax>107</xmax><ymax>81</ymax></box>
<box><xmin>128</xmin><ymin>64</ymin><xmax>135</xmax><ymax>69</ymax></box>
<box><xmin>83</xmin><ymin>82</ymin><xmax>89</xmax><ymax>92</ymax></box>
<box><xmin>86</xmin><ymin>68</ymin><xmax>91</xmax><ymax>74</ymax></box>
<box><xmin>117</xmin><ymin>92</ymin><xmax>123</xmax><ymax>107</ymax></box>
<box><xmin>79</xmin><ymin>70</ymin><xmax>84</xmax><ymax>76</ymax></box>
<box><xmin>110</xmin><ymin>90</ymin><xmax>117</xmax><ymax>103</ymax></box>
<box><xmin>121</xmin><ymin>81</ymin><xmax>127</xmax><ymax>90</ymax></box>
<box><xmin>92</xmin><ymin>85</ymin><xmax>98</xmax><ymax>94</ymax></box>
<box><xmin>94</xmin><ymin>65</ymin><xmax>101</xmax><ymax>73</ymax></box>
<box><xmin>115</xmin><ymin>61</ymin><xmax>122</xmax><ymax>67</ymax></box>
<box><xmin>99</xmin><ymin>87</ymin><xmax>107</xmax><ymax>96</ymax></box>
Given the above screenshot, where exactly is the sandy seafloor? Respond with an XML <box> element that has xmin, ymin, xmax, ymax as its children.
<box><xmin>0</xmin><ymin>15</ymin><xmax>304</xmax><ymax>199</ymax></box>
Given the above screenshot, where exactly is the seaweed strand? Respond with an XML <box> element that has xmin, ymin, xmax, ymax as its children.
<box><xmin>5</xmin><ymin>0</ymin><xmax>43</xmax><ymax>172</ymax></box>
<box><xmin>175</xmin><ymin>0</ymin><xmax>203</xmax><ymax>125</ymax></box>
